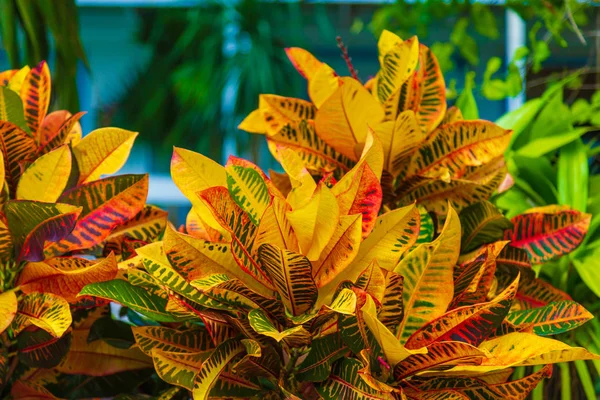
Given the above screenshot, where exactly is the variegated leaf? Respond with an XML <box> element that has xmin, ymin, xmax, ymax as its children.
<box><xmin>296</xmin><ymin>332</ymin><xmax>347</xmax><ymax>382</ymax></box>
<box><xmin>248</xmin><ymin>308</ymin><xmax>310</xmax><ymax>347</ymax></box>
<box><xmin>38</xmin><ymin>111</ymin><xmax>85</xmax><ymax>154</ymax></box>
<box><xmin>258</xmin><ymin>243</ymin><xmax>317</xmax><ymax>316</ymax></box>
<box><xmin>13</xmin><ymin>292</ymin><xmax>72</xmax><ymax>337</ymax></box>
<box><xmin>192</xmin><ymin>339</ymin><xmax>246</xmax><ymax>400</ymax></box>
<box><xmin>506</xmin><ymin>300</ymin><xmax>592</xmax><ymax>336</ymax></box>
<box><xmin>16</xmin><ymin>145</ymin><xmax>72</xmax><ymax>203</ymax></box>
<box><xmin>0</xmin><ymin>290</ymin><xmax>17</xmax><ymax>334</ymax></box>
<box><xmin>132</xmin><ymin>326</ymin><xmax>215</xmax><ymax>356</ymax></box>
<box><xmin>226</xmin><ymin>163</ymin><xmax>271</xmax><ymax>226</ymax></box>
<box><xmin>0</xmin><ymin>121</ymin><xmax>37</xmax><ymax>193</ymax></box>
<box><xmin>152</xmin><ymin>349</ymin><xmax>209</xmax><ymax>389</ymax></box>
<box><xmin>459</xmin><ymin>201</ymin><xmax>513</xmax><ymax>253</ymax></box>
<box><xmin>20</xmin><ymin>61</ymin><xmax>51</xmax><ymax>136</ymax></box>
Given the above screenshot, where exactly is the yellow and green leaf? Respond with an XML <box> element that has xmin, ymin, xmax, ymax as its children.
<box><xmin>16</xmin><ymin>145</ymin><xmax>72</xmax><ymax>203</ymax></box>
<box><xmin>505</xmin><ymin>300</ymin><xmax>592</xmax><ymax>336</ymax></box>
<box><xmin>0</xmin><ymin>290</ymin><xmax>17</xmax><ymax>334</ymax></box>
<box><xmin>20</xmin><ymin>61</ymin><xmax>51</xmax><ymax>136</ymax></box>
<box><xmin>192</xmin><ymin>339</ymin><xmax>246</xmax><ymax>400</ymax></box>
<box><xmin>226</xmin><ymin>163</ymin><xmax>271</xmax><ymax>226</ymax></box>
<box><xmin>13</xmin><ymin>292</ymin><xmax>72</xmax><ymax>338</ymax></box>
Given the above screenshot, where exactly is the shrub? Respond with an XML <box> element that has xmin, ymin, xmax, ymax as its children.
<box><xmin>0</xmin><ymin>62</ymin><xmax>167</xmax><ymax>397</ymax></box>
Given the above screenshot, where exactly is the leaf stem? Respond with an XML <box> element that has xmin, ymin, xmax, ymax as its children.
<box><xmin>336</xmin><ymin>36</ymin><xmax>360</xmax><ymax>82</ymax></box>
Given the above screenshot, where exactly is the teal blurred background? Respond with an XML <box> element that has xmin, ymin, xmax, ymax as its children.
<box><xmin>0</xmin><ymin>0</ymin><xmax>596</xmax><ymax>223</ymax></box>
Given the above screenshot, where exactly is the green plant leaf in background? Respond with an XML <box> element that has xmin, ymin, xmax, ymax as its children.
<box><xmin>456</xmin><ymin>71</ymin><xmax>478</xmax><ymax>120</ymax></box>
<box><xmin>558</xmin><ymin>138</ymin><xmax>588</xmax><ymax>212</ymax></box>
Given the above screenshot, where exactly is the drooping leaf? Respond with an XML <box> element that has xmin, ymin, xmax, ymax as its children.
<box><xmin>79</xmin><ymin>279</ymin><xmax>177</xmax><ymax>322</ymax></box>
<box><xmin>20</xmin><ymin>61</ymin><xmax>51</xmax><ymax>136</ymax></box>
<box><xmin>17</xmin><ymin>329</ymin><xmax>72</xmax><ymax>368</ymax></box>
<box><xmin>395</xmin><ymin>207</ymin><xmax>461</xmax><ymax>343</ymax></box>
<box><xmin>13</xmin><ymin>292</ymin><xmax>72</xmax><ymax>338</ymax></box>
<box><xmin>50</xmin><ymin>174</ymin><xmax>149</xmax><ymax>254</ymax></box>
<box><xmin>248</xmin><ymin>308</ymin><xmax>310</xmax><ymax>347</ymax></box>
<box><xmin>18</xmin><ymin>254</ymin><xmax>118</xmax><ymax>302</ymax></box>
<box><xmin>459</xmin><ymin>201</ymin><xmax>513</xmax><ymax>253</ymax></box>
<box><xmin>258</xmin><ymin>243</ymin><xmax>317</xmax><ymax>316</ymax></box>
<box><xmin>504</xmin><ymin>206</ymin><xmax>591</xmax><ymax>263</ymax></box>
<box><xmin>72</xmin><ymin>127</ymin><xmax>137</xmax><ymax>184</ymax></box>
<box><xmin>16</xmin><ymin>145</ymin><xmax>72</xmax><ymax>202</ymax></box>
<box><xmin>5</xmin><ymin>201</ymin><xmax>81</xmax><ymax>262</ymax></box>
<box><xmin>506</xmin><ymin>300</ymin><xmax>592</xmax><ymax>336</ymax></box>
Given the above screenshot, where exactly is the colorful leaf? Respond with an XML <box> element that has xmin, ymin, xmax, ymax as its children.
<box><xmin>315</xmin><ymin>78</ymin><xmax>385</xmax><ymax>160</ymax></box>
<box><xmin>394</xmin><ymin>341</ymin><xmax>486</xmax><ymax>381</ymax></box>
<box><xmin>308</xmin><ymin>63</ymin><xmax>340</xmax><ymax>108</ymax></box>
<box><xmin>0</xmin><ymin>85</ymin><xmax>29</xmax><ymax>132</ymax></box>
<box><xmin>254</xmin><ymin>196</ymin><xmax>299</xmax><ymax>253</ymax></box>
<box><xmin>405</xmin><ymin>276</ymin><xmax>518</xmax><ymax>349</ymax></box>
<box><xmin>132</xmin><ymin>326</ymin><xmax>215</xmax><ymax>357</ymax></box>
<box><xmin>226</xmin><ymin>163</ymin><xmax>271</xmax><ymax>226</ymax></box>
<box><xmin>16</xmin><ymin>145</ymin><xmax>72</xmax><ymax>202</ymax></box>
<box><xmin>17</xmin><ymin>329</ymin><xmax>72</xmax><ymax>368</ymax></box>
<box><xmin>192</xmin><ymin>339</ymin><xmax>246</xmax><ymax>400</ymax></box>
<box><xmin>50</xmin><ymin>174</ymin><xmax>149</xmax><ymax>253</ymax></box>
<box><xmin>0</xmin><ymin>121</ymin><xmax>37</xmax><ymax>193</ymax></box>
<box><xmin>285</xmin><ymin>47</ymin><xmax>324</xmax><ymax>80</ymax></box>
<box><xmin>20</xmin><ymin>61</ymin><xmax>51</xmax><ymax>136</ymax></box>
<box><xmin>5</xmin><ymin>201</ymin><xmax>81</xmax><ymax>262</ymax></box>
<box><xmin>38</xmin><ymin>111</ymin><xmax>85</xmax><ymax>155</ymax></box>
<box><xmin>506</xmin><ymin>300</ymin><xmax>592</xmax><ymax>336</ymax></box>
<box><xmin>395</xmin><ymin>207</ymin><xmax>461</xmax><ymax>343</ymax></box>
<box><xmin>296</xmin><ymin>333</ymin><xmax>347</xmax><ymax>382</ymax></box>
<box><xmin>459</xmin><ymin>201</ymin><xmax>513</xmax><ymax>253</ymax></box>
<box><xmin>248</xmin><ymin>308</ymin><xmax>310</xmax><ymax>346</ymax></box>
<box><xmin>258</xmin><ymin>244</ymin><xmax>317</xmax><ymax>316</ymax></box>
<box><xmin>13</xmin><ymin>292</ymin><xmax>72</xmax><ymax>337</ymax></box>
<box><xmin>18</xmin><ymin>254</ymin><xmax>118</xmax><ymax>302</ymax></box>
<box><xmin>152</xmin><ymin>349</ymin><xmax>209</xmax><ymax>390</ymax></box>
<box><xmin>354</xmin><ymin>204</ymin><xmax>420</xmax><ymax>271</ymax></box>
<box><xmin>513</xmin><ymin>277</ymin><xmax>571</xmax><ymax>310</ymax></box>
<box><xmin>72</xmin><ymin>127</ymin><xmax>137</xmax><ymax>183</ymax></box>
<box><xmin>504</xmin><ymin>206</ymin><xmax>591</xmax><ymax>263</ymax></box>
<box><xmin>375</xmin><ymin>36</ymin><xmax>419</xmax><ymax>104</ymax></box>
<box><xmin>0</xmin><ymin>290</ymin><xmax>17</xmax><ymax>334</ymax></box>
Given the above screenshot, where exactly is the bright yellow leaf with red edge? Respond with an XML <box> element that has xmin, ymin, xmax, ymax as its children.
<box><xmin>285</xmin><ymin>47</ymin><xmax>324</xmax><ymax>80</ymax></box>
<box><xmin>308</xmin><ymin>63</ymin><xmax>340</xmax><ymax>108</ymax></box>
<box><xmin>315</xmin><ymin>78</ymin><xmax>385</xmax><ymax>161</ymax></box>
<box><xmin>312</xmin><ymin>214</ymin><xmax>362</xmax><ymax>288</ymax></box>
<box><xmin>287</xmin><ymin>183</ymin><xmax>339</xmax><ymax>261</ymax></box>
<box><xmin>16</xmin><ymin>145</ymin><xmax>72</xmax><ymax>202</ymax></box>
<box><xmin>0</xmin><ymin>290</ymin><xmax>17</xmax><ymax>334</ymax></box>
<box><xmin>18</xmin><ymin>254</ymin><xmax>118</xmax><ymax>302</ymax></box>
<box><xmin>56</xmin><ymin>327</ymin><xmax>152</xmax><ymax>376</ymax></box>
<box><xmin>12</xmin><ymin>292</ymin><xmax>72</xmax><ymax>338</ymax></box>
<box><xmin>73</xmin><ymin>127</ymin><xmax>137</xmax><ymax>183</ymax></box>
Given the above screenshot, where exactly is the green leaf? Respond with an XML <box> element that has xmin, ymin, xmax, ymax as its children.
<box><xmin>574</xmin><ymin>251</ymin><xmax>600</xmax><ymax>298</ymax></box>
<box><xmin>296</xmin><ymin>333</ymin><xmax>347</xmax><ymax>382</ymax></box>
<box><xmin>496</xmin><ymin>98</ymin><xmax>543</xmax><ymax>147</ymax></box>
<box><xmin>248</xmin><ymin>309</ymin><xmax>310</xmax><ymax>347</ymax></box>
<box><xmin>226</xmin><ymin>163</ymin><xmax>271</xmax><ymax>226</ymax></box>
<box><xmin>456</xmin><ymin>71</ymin><xmax>479</xmax><ymax>120</ymax></box>
<box><xmin>132</xmin><ymin>326</ymin><xmax>215</xmax><ymax>357</ymax></box>
<box><xmin>516</xmin><ymin>127</ymin><xmax>589</xmax><ymax>158</ymax></box>
<box><xmin>17</xmin><ymin>329</ymin><xmax>72</xmax><ymax>368</ymax></box>
<box><xmin>459</xmin><ymin>201</ymin><xmax>513</xmax><ymax>253</ymax></box>
<box><xmin>450</xmin><ymin>18</ymin><xmax>479</xmax><ymax>66</ymax></box>
<box><xmin>79</xmin><ymin>279</ymin><xmax>177</xmax><ymax>322</ymax></box>
<box><xmin>558</xmin><ymin>138</ymin><xmax>588</xmax><ymax>212</ymax></box>
<box><xmin>0</xmin><ymin>86</ymin><xmax>29</xmax><ymax>133</ymax></box>
<box><xmin>472</xmin><ymin>3</ymin><xmax>498</xmax><ymax>39</ymax></box>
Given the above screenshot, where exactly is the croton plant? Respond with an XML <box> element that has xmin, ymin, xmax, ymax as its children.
<box><xmin>0</xmin><ymin>62</ymin><xmax>167</xmax><ymax>397</ymax></box>
<box><xmin>0</xmin><ymin>30</ymin><xmax>596</xmax><ymax>400</ymax></box>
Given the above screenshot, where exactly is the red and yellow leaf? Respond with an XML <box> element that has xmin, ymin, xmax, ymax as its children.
<box><xmin>13</xmin><ymin>292</ymin><xmax>72</xmax><ymax>338</ymax></box>
<box><xmin>20</xmin><ymin>61</ymin><xmax>51</xmax><ymax>137</ymax></box>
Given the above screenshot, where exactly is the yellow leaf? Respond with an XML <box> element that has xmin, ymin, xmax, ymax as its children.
<box><xmin>18</xmin><ymin>254</ymin><xmax>118</xmax><ymax>302</ymax></box>
<box><xmin>394</xmin><ymin>206</ymin><xmax>461</xmax><ymax>343</ymax></box>
<box><xmin>315</xmin><ymin>78</ymin><xmax>385</xmax><ymax>161</ymax></box>
<box><xmin>354</xmin><ymin>204</ymin><xmax>420</xmax><ymax>271</ymax></box>
<box><xmin>308</xmin><ymin>63</ymin><xmax>340</xmax><ymax>108</ymax></box>
<box><xmin>57</xmin><ymin>328</ymin><xmax>152</xmax><ymax>376</ymax></box>
<box><xmin>277</xmin><ymin>147</ymin><xmax>317</xmax><ymax>210</ymax></box>
<box><xmin>285</xmin><ymin>47</ymin><xmax>324</xmax><ymax>80</ymax></box>
<box><xmin>380</xmin><ymin>110</ymin><xmax>425</xmax><ymax>178</ymax></box>
<box><xmin>359</xmin><ymin>128</ymin><xmax>384</xmax><ymax>180</ymax></box>
<box><xmin>73</xmin><ymin>127</ymin><xmax>137</xmax><ymax>183</ymax></box>
<box><xmin>312</xmin><ymin>214</ymin><xmax>362</xmax><ymax>288</ymax></box>
<box><xmin>287</xmin><ymin>183</ymin><xmax>339</xmax><ymax>261</ymax></box>
<box><xmin>238</xmin><ymin>109</ymin><xmax>267</xmax><ymax>134</ymax></box>
<box><xmin>7</xmin><ymin>66</ymin><xmax>30</xmax><ymax>93</ymax></box>
<box><xmin>16</xmin><ymin>145</ymin><xmax>72</xmax><ymax>202</ymax></box>
<box><xmin>258</xmin><ymin>95</ymin><xmax>316</xmax><ymax>136</ymax></box>
<box><xmin>13</xmin><ymin>292</ymin><xmax>72</xmax><ymax>337</ymax></box>
<box><xmin>171</xmin><ymin>147</ymin><xmax>229</xmax><ymax>235</ymax></box>
<box><xmin>377</xmin><ymin>30</ymin><xmax>403</xmax><ymax>64</ymax></box>
<box><xmin>255</xmin><ymin>196</ymin><xmax>300</xmax><ymax>253</ymax></box>
<box><xmin>0</xmin><ymin>290</ymin><xmax>17</xmax><ymax>334</ymax></box>
<box><xmin>375</xmin><ymin>37</ymin><xmax>419</xmax><ymax>104</ymax></box>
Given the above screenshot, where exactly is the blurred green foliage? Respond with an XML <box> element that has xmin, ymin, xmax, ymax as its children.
<box><xmin>110</xmin><ymin>0</ymin><xmax>324</xmax><ymax>167</ymax></box>
<box><xmin>0</xmin><ymin>0</ymin><xmax>87</xmax><ymax>111</ymax></box>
